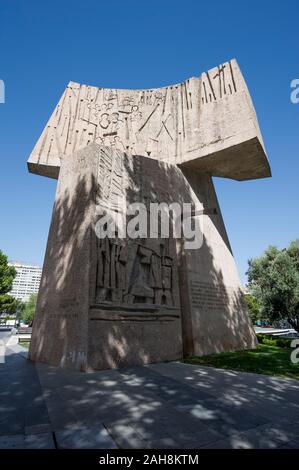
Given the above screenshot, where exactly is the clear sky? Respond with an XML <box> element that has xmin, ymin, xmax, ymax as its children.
<box><xmin>0</xmin><ymin>0</ymin><xmax>298</xmax><ymax>284</ymax></box>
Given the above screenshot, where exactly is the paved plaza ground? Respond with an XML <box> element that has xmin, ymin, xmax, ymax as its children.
<box><xmin>1</xmin><ymin>334</ymin><xmax>299</xmax><ymax>449</ymax></box>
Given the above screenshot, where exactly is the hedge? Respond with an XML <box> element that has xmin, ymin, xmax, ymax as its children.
<box><xmin>256</xmin><ymin>333</ymin><xmax>294</xmax><ymax>348</ymax></box>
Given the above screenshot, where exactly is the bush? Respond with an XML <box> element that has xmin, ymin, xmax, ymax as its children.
<box><xmin>256</xmin><ymin>333</ymin><xmax>293</xmax><ymax>348</ymax></box>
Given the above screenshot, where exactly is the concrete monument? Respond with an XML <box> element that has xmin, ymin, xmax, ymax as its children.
<box><xmin>28</xmin><ymin>59</ymin><xmax>271</xmax><ymax>370</ymax></box>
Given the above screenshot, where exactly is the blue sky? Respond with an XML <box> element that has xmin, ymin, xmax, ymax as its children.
<box><xmin>0</xmin><ymin>0</ymin><xmax>298</xmax><ymax>284</ymax></box>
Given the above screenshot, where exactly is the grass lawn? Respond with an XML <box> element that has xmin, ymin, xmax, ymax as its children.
<box><xmin>19</xmin><ymin>341</ymin><xmax>30</xmax><ymax>349</ymax></box>
<box><xmin>185</xmin><ymin>344</ymin><xmax>299</xmax><ymax>380</ymax></box>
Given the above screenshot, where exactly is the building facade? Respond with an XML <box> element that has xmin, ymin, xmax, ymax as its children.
<box><xmin>9</xmin><ymin>262</ymin><xmax>42</xmax><ymax>302</ymax></box>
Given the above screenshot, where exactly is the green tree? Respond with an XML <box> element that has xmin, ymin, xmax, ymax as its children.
<box><xmin>247</xmin><ymin>240</ymin><xmax>299</xmax><ymax>332</ymax></box>
<box><xmin>22</xmin><ymin>293</ymin><xmax>38</xmax><ymax>325</ymax></box>
<box><xmin>244</xmin><ymin>293</ymin><xmax>260</xmax><ymax>324</ymax></box>
<box><xmin>15</xmin><ymin>299</ymin><xmax>25</xmax><ymax>323</ymax></box>
<box><xmin>0</xmin><ymin>293</ymin><xmax>17</xmax><ymax>314</ymax></box>
<box><xmin>0</xmin><ymin>250</ymin><xmax>16</xmax><ymax>313</ymax></box>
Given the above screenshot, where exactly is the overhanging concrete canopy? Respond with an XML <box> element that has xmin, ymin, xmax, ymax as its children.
<box><xmin>27</xmin><ymin>59</ymin><xmax>271</xmax><ymax>182</ymax></box>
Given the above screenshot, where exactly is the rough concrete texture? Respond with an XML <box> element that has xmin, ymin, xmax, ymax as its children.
<box><xmin>27</xmin><ymin>59</ymin><xmax>269</xmax><ymax>371</ymax></box>
<box><xmin>29</xmin><ymin>146</ymin><xmax>184</xmax><ymax>370</ymax></box>
<box><xmin>27</xmin><ymin>59</ymin><xmax>270</xmax><ymax>181</ymax></box>
<box><xmin>29</xmin><ymin>144</ymin><xmax>256</xmax><ymax>370</ymax></box>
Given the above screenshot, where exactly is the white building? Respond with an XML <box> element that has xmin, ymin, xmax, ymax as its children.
<box><xmin>9</xmin><ymin>262</ymin><xmax>42</xmax><ymax>302</ymax></box>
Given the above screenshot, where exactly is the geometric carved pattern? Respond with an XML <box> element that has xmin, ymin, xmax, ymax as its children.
<box><xmin>27</xmin><ymin>59</ymin><xmax>270</xmax><ymax>182</ymax></box>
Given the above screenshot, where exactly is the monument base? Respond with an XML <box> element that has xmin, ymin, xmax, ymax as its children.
<box><xmin>29</xmin><ymin>144</ymin><xmax>256</xmax><ymax>371</ymax></box>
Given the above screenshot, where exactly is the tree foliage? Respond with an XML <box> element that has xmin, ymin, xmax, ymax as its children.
<box><xmin>0</xmin><ymin>293</ymin><xmax>17</xmax><ymax>314</ymax></box>
<box><xmin>22</xmin><ymin>293</ymin><xmax>38</xmax><ymax>325</ymax></box>
<box><xmin>247</xmin><ymin>240</ymin><xmax>299</xmax><ymax>332</ymax></box>
<box><xmin>244</xmin><ymin>293</ymin><xmax>260</xmax><ymax>323</ymax></box>
<box><xmin>0</xmin><ymin>249</ymin><xmax>16</xmax><ymax>313</ymax></box>
<box><xmin>15</xmin><ymin>299</ymin><xmax>25</xmax><ymax>320</ymax></box>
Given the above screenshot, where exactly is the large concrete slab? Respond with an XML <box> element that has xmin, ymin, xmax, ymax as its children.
<box><xmin>27</xmin><ymin>60</ymin><xmax>270</xmax><ymax>181</ymax></box>
<box><xmin>55</xmin><ymin>424</ymin><xmax>117</xmax><ymax>449</ymax></box>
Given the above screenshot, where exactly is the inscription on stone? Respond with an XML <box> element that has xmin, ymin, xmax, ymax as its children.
<box><xmin>190</xmin><ymin>280</ymin><xmax>235</xmax><ymax>311</ymax></box>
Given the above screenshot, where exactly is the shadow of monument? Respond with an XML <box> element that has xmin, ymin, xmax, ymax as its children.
<box><xmin>3</xmin><ymin>348</ymin><xmax>299</xmax><ymax>449</ymax></box>
<box><xmin>32</xmin><ymin>359</ymin><xmax>299</xmax><ymax>449</ymax></box>
<box><xmin>29</xmin><ymin>173</ymin><xmax>96</xmax><ymax>369</ymax></box>
<box><xmin>0</xmin><ymin>350</ymin><xmax>50</xmax><ymax>437</ymax></box>
<box><xmin>29</xmin><ymin>146</ymin><xmax>256</xmax><ymax>371</ymax></box>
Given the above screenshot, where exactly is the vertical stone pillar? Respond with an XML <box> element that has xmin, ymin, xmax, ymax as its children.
<box><xmin>178</xmin><ymin>168</ymin><xmax>257</xmax><ymax>356</ymax></box>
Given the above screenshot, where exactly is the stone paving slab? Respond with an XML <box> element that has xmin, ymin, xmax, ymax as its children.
<box><xmin>25</xmin><ymin>423</ymin><xmax>52</xmax><ymax>435</ymax></box>
<box><xmin>55</xmin><ymin>424</ymin><xmax>117</xmax><ymax>449</ymax></box>
<box><xmin>103</xmin><ymin>420</ymin><xmax>146</xmax><ymax>449</ymax></box>
<box><xmin>24</xmin><ymin>433</ymin><xmax>55</xmax><ymax>449</ymax></box>
<box><xmin>0</xmin><ymin>434</ymin><xmax>24</xmax><ymax>449</ymax></box>
<box><xmin>0</xmin><ymin>433</ymin><xmax>55</xmax><ymax>449</ymax></box>
<box><xmin>282</xmin><ymin>439</ymin><xmax>299</xmax><ymax>449</ymax></box>
<box><xmin>0</xmin><ymin>346</ymin><xmax>51</xmax><ymax>437</ymax></box>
